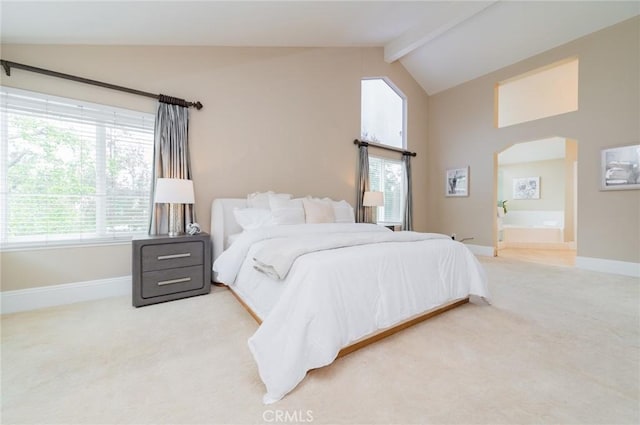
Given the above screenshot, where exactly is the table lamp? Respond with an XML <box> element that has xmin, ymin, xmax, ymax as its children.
<box><xmin>154</xmin><ymin>178</ymin><xmax>195</xmax><ymax>236</ymax></box>
<box><xmin>363</xmin><ymin>191</ymin><xmax>384</xmax><ymax>224</ymax></box>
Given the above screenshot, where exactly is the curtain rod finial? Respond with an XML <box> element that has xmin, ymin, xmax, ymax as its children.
<box><xmin>194</xmin><ymin>101</ymin><xmax>203</xmax><ymax>110</ymax></box>
<box><xmin>1</xmin><ymin>60</ymin><xmax>11</xmax><ymax>76</ymax></box>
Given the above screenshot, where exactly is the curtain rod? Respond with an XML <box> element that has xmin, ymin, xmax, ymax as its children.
<box><xmin>0</xmin><ymin>59</ymin><xmax>203</xmax><ymax>110</ymax></box>
<box><xmin>353</xmin><ymin>139</ymin><xmax>417</xmax><ymax>157</ymax></box>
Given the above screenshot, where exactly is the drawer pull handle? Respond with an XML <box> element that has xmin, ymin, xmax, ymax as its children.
<box><xmin>157</xmin><ymin>277</ymin><xmax>192</xmax><ymax>286</ymax></box>
<box><xmin>157</xmin><ymin>253</ymin><xmax>191</xmax><ymax>260</ymax></box>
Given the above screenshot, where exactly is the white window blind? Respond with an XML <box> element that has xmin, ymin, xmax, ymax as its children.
<box><xmin>369</xmin><ymin>156</ymin><xmax>404</xmax><ymax>224</ymax></box>
<box><xmin>0</xmin><ymin>86</ymin><xmax>154</xmax><ymax>248</ymax></box>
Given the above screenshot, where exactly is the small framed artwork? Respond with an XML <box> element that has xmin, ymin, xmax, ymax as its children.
<box><xmin>513</xmin><ymin>177</ymin><xmax>540</xmax><ymax>199</ymax></box>
<box><xmin>601</xmin><ymin>144</ymin><xmax>640</xmax><ymax>190</ymax></box>
<box><xmin>445</xmin><ymin>166</ymin><xmax>469</xmax><ymax>197</ymax></box>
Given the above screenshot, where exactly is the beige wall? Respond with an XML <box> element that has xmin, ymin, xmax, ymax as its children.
<box><xmin>0</xmin><ymin>245</ymin><xmax>131</xmax><ymax>291</ymax></box>
<box><xmin>0</xmin><ymin>45</ymin><xmax>429</xmax><ymax>291</ymax></box>
<box><xmin>564</xmin><ymin>139</ymin><xmax>578</xmax><ymax>242</ymax></box>
<box><xmin>427</xmin><ymin>17</ymin><xmax>640</xmax><ymax>263</ymax></box>
<box><xmin>500</xmin><ymin>159</ymin><xmax>566</xmax><ymax>212</ymax></box>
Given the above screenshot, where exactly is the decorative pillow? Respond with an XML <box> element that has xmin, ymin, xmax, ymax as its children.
<box><xmin>233</xmin><ymin>207</ymin><xmax>274</xmax><ymax>231</ymax></box>
<box><xmin>327</xmin><ymin>199</ymin><xmax>355</xmax><ymax>223</ymax></box>
<box><xmin>273</xmin><ymin>193</ymin><xmax>293</xmax><ymax>204</ymax></box>
<box><xmin>247</xmin><ymin>191</ymin><xmax>272</xmax><ymax>209</ymax></box>
<box><xmin>303</xmin><ymin>198</ymin><xmax>335</xmax><ymax>224</ymax></box>
<box><xmin>269</xmin><ymin>196</ymin><xmax>305</xmax><ymax>225</ymax></box>
<box><xmin>247</xmin><ymin>191</ymin><xmax>291</xmax><ymax>209</ymax></box>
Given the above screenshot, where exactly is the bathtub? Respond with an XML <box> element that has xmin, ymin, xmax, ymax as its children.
<box><xmin>502</xmin><ymin>224</ymin><xmax>564</xmax><ymax>244</ymax></box>
<box><xmin>499</xmin><ymin>210</ymin><xmax>568</xmax><ymax>248</ymax></box>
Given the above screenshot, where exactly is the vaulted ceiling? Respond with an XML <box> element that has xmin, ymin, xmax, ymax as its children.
<box><xmin>1</xmin><ymin>1</ymin><xmax>638</xmax><ymax>94</ymax></box>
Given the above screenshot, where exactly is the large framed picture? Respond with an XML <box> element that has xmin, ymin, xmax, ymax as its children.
<box><xmin>445</xmin><ymin>166</ymin><xmax>469</xmax><ymax>197</ymax></box>
<box><xmin>513</xmin><ymin>177</ymin><xmax>540</xmax><ymax>200</ymax></box>
<box><xmin>601</xmin><ymin>144</ymin><xmax>640</xmax><ymax>190</ymax></box>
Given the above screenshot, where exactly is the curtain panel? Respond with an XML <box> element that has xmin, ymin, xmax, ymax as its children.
<box><xmin>356</xmin><ymin>144</ymin><xmax>373</xmax><ymax>223</ymax></box>
<box><xmin>148</xmin><ymin>102</ymin><xmax>196</xmax><ymax>235</ymax></box>
<box><xmin>402</xmin><ymin>153</ymin><xmax>413</xmax><ymax>231</ymax></box>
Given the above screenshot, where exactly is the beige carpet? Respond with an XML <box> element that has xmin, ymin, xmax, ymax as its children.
<box><xmin>2</xmin><ymin>256</ymin><xmax>639</xmax><ymax>424</ymax></box>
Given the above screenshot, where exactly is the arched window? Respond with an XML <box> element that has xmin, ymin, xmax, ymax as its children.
<box><xmin>361</xmin><ymin>78</ymin><xmax>407</xmax><ymax>224</ymax></box>
<box><xmin>361</xmin><ymin>78</ymin><xmax>406</xmax><ymax>149</ymax></box>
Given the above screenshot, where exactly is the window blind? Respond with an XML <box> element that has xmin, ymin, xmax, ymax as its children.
<box><xmin>0</xmin><ymin>86</ymin><xmax>154</xmax><ymax>248</ymax></box>
<box><xmin>369</xmin><ymin>156</ymin><xmax>404</xmax><ymax>224</ymax></box>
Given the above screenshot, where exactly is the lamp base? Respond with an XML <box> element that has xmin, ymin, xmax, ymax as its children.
<box><xmin>168</xmin><ymin>203</ymin><xmax>184</xmax><ymax>237</ymax></box>
<box><xmin>370</xmin><ymin>207</ymin><xmax>378</xmax><ymax>224</ymax></box>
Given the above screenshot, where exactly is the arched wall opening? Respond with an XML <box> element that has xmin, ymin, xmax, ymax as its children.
<box><xmin>494</xmin><ymin>137</ymin><xmax>578</xmax><ymax>266</ymax></box>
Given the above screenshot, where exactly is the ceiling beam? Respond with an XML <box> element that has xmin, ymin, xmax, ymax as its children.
<box><xmin>384</xmin><ymin>1</ymin><xmax>498</xmax><ymax>63</ymax></box>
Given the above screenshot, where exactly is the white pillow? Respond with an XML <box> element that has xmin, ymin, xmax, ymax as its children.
<box><xmin>247</xmin><ymin>191</ymin><xmax>291</xmax><ymax>209</ymax></box>
<box><xmin>303</xmin><ymin>198</ymin><xmax>335</xmax><ymax>224</ymax></box>
<box><xmin>233</xmin><ymin>207</ymin><xmax>274</xmax><ymax>231</ymax></box>
<box><xmin>247</xmin><ymin>191</ymin><xmax>272</xmax><ymax>209</ymax></box>
<box><xmin>270</xmin><ymin>197</ymin><xmax>305</xmax><ymax>225</ymax></box>
<box><xmin>326</xmin><ymin>199</ymin><xmax>355</xmax><ymax>223</ymax></box>
<box><xmin>273</xmin><ymin>193</ymin><xmax>293</xmax><ymax>206</ymax></box>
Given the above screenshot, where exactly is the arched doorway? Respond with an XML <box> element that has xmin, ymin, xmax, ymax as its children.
<box><xmin>494</xmin><ymin>137</ymin><xmax>577</xmax><ymax>266</ymax></box>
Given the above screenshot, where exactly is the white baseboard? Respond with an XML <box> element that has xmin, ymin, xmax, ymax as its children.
<box><xmin>1</xmin><ymin>276</ymin><xmax>131</xmax><ymax>315</ymax></box>
<box><xmin>466</xmin><ymin>244</ymin><xmax>494</xmax><ymax>257</ymax></box>
<box><xmin>575</xmin><ymin>257</ymin><xmax>640</xmax><ymax>278</ymax></box>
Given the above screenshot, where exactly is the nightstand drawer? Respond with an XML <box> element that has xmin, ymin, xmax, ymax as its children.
<box><xmin>141</xmin><ymin>241</ymin><xmax>204</xmax><ymax>272</ymax></box>
<box><xmin>141</xmin><ymin>265</ymin><xmax>205</xmax><ymax>298</ymax></box>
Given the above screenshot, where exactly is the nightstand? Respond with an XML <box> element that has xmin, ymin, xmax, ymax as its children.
<box><xmin>132</xmin><ymin>233</ymin><xmax>211</xmax><ymax>307</ymax></box>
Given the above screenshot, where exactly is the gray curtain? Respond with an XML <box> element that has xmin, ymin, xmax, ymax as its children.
<box><xmin>356</xmin><ymin>144</ymin><xmax>372</xmax><ymax>223</ymax></box>
<box><xmin>402</xmin><ymin>154</ymin><xmax>413</xmax><ymax>231</ymax></box>
<box><xmin>148</xmin><ymin>100</ymin><xmax>195</xmax><ymax>235</ymax></box>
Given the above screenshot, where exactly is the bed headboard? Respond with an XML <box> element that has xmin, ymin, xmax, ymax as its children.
<box><xmin>211</xmin><ymin>198</ymin><xmax>247</xmax><ymax>262</ymax></box>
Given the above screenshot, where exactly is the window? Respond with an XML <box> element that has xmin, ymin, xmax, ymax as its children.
<box><xmin>0</xmin><ymin>86</ymin><xmax>154</xmax><ymax>248</ymax></box>
<box><xmin>496</xmin><ymin>57</ymin><xmax>579</xmax><ymax>128</ymax></box>
<box><xmin>369</xmin><ymin>156</ymin><xmax>404</xmax><ymax>224</ymax></box>
<box><xmin>361</xmin><ymin>78</ymin><xmax>406</xmax><ymax>148</ymax></box>
<box><xmin>361</xmin><ymin>77</ymin><xmax>407</xmax><ymax>224</ymax></box>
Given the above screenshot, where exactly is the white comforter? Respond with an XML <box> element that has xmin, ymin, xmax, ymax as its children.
<box><xmin>213</xmin><ymin>223</ymin><xmax>490</xmax><ymax>404</ymax></box>
<box><xmin>253</xmin><ymin>231</ymin><xmax>450</xmax><ymax>280</ymax></box>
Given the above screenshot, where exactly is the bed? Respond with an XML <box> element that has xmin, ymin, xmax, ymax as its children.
<box><xmin>210</xmin><ymin>197</ymin><xmax>490</xmax><ymax>404</ymax></box>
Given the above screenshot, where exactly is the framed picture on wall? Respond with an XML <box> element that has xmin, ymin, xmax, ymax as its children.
<box><xmin>445</xmin><ymin>166</ymin><xmax>469</xmax><ymax>197</ymax></box>
<box><xmin>513</xmin><ymin>176</ymin><xmax>540</xmax><ymax>199</ymax></box>
<box><xmin>601</xmin><ymin>144</ymin><xmax>640</xmax><ymax>190</ymax></box>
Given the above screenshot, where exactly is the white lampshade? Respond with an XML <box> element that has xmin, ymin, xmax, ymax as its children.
<box><xmin>363</xmin><ymin>191</ymin><xmax>384</xmax><ymax>207</ymax></box>
<box><xmin>154</xmin><ymin>178</ymin><xmax>195</xmax><ymax>204</ymax></box>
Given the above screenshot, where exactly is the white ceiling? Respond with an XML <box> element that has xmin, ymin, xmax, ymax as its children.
<box><xmin>498</xmin><ymin>137</ymin><xmax>567</xmax><ymax>165</ymax></box>
<box><xmin>1</xmin><ymin>1</ymin><xmax>638</xmax><ymax>95</ymax></box>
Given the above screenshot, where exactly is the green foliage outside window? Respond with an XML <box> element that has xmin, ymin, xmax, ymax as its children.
<box><xmin>4</xmin><ymin>113</ymin><xmax>152</xmax><ymax>242</ymax></box>
<box><xmin>7</xmin><ymin>116</ymin><xmax>97</xmax><ymax>236</ymax></box>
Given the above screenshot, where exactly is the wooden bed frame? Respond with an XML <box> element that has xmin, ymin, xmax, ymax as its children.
<box><xmin>226</xmin><ymin>284</ymin><xmax>469</xmax><ymax>359</ymax></box>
